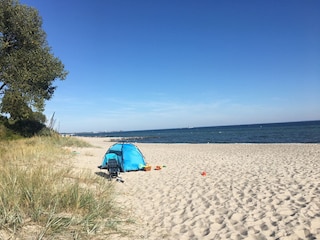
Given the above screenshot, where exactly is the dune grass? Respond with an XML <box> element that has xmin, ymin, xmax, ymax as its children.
<box><xmin>0</xmin><ymin>136</ymin><xmax>131</xmax><ymax>239</ymax></box>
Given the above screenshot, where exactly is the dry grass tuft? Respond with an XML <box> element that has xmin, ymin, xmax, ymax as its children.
<box><xmin>0</xmin><ymin>136</ymin><xmax>132</xmax><ymax>239</ymax></box>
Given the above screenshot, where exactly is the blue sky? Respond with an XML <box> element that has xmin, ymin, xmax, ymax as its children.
<box><xmin>20</xmin><ymin>0</ymin><xmax>320</xmax><ymax>133</ymax></box>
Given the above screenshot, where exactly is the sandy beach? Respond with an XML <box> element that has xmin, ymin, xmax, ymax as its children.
<box><xmin>70</xmin><ymin>137</ymin><xmax>320</xmax><ymax>239</ymax></box>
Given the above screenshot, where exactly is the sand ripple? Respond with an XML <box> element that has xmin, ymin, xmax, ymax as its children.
<box><xmin>116</xmin><ymin>144</ymin><xmax>320</xmax><ymax>239</ymax></box>
<box><xmin>73</xmin><ymin>139</ymin><xmax>320</xmax><ymax>239</ymax></box>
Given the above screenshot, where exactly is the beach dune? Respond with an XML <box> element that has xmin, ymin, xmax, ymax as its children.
<box><xmin>71</xmin><ymin>137</ymin><xmax>320</xmax><ymax>239</ymax></box>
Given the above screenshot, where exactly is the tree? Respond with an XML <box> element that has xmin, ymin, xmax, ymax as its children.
<box><xmin>0</xmin><ymin>0</ymin><xmax>67</xmax><ymax>121</ymax></box>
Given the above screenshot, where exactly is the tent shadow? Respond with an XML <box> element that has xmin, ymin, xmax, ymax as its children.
<box><xmin>95</xmin><ymin>171</ymin><xmax>125</xmax><ymax>183</ymax></box>
<box><xmin>95</xmin><ymin>171</ymin><xmax>111</xmax><ymax>179</ymax></box>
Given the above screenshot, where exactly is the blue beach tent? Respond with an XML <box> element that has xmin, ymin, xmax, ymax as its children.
<box><xmin>100</xmin><ymin>143</ymin><xmax>146</xmax><ymax>172</ymax></box>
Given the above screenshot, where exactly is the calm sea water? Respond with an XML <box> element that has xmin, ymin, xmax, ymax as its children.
<box><xmin>75</xmin><ymin>120</ymin><xmax>320</xmax><ymax>143</ymax></box>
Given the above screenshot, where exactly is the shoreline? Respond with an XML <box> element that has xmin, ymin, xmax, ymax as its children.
<box><xmin>71</xmin><ymin>135</ymin><xmax>320</xmax><ymax>144</ymax></box>
<box><xmin>70</xmin><ymin>137</ymin><xmax>320</xmax><ymax>239</ymax></box>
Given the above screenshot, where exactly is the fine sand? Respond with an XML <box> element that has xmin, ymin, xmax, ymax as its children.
<box><xmin>70</xmin><ymin>137</ymin><xmax>320</xmax><ymax>240</ymax></box>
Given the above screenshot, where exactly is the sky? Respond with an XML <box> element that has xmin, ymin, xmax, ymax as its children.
<box><xmin>20</xmin><ymin>0</ymin><xmax>320</xmax><ymax>133</ymax></box>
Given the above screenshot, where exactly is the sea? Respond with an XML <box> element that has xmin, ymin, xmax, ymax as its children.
<box><xmin>74</xmin><ymin>120</ymin><xmax>320</xmax><ymax>144</ymax></box>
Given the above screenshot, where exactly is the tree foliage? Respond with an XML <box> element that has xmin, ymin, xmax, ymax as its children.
<box><xmin>0</xmin><ymin>0</ymin><xmax>67</xmax><ymax>122</ymax></box>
